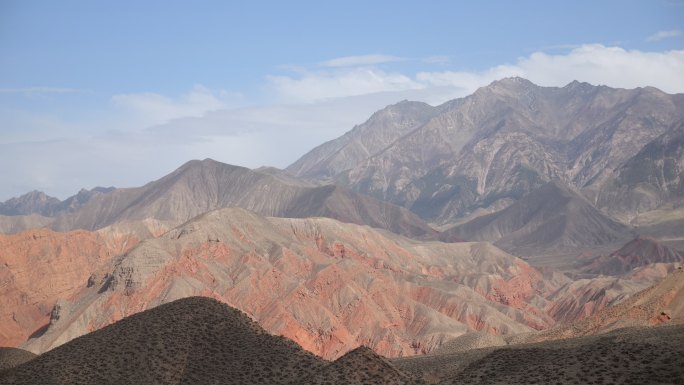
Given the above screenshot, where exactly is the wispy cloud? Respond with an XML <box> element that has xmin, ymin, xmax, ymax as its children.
<box><xmin>267</xmin><ymin>68</ymin><xmax>423</xmax><ymax>103</ymax></box>
<box><xmin>646</xmin><ymin>30</ymin><xmax>682</xmax><ymax>42</ymax></box>
<box><xmin>111</xmin><ymin>85</ymin><xmax>243</xmax><ymax>128</ymax></box>
<box><xmin>0</xmin><ymin>87</ymin><xmax>81</xmax><ymax>95</ymax></box>
<box><xmin>321</xmin><ymin>54</ymin><xmax>403</xmax><ymax>67</ymax></box>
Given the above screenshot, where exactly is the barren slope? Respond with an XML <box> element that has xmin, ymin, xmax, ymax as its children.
<box><xmin>0</xmin><ymin>227</ymin><xmax>141</xmax><ymax>347</ymax></box>
<box><xmin>289</xmin><ymin>78</ymin><xmax>684</xmax><ymax>224</ymax></box>
<box><xmin>442</xmin><ymin>180</ymin><xmax>632</xmax><ymax>255</ymax></box>
<box><xmin>21</xmin><ymin>207</ymin><xmax>574</xmax><ymax>359</ymax></box>
<box><xmin>0</xmin><ymin>159</ymin><xmax>434</xmax><ymax>239</ymax></box>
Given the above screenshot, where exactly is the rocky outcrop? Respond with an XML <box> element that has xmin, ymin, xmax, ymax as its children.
<box><xmin>0</xmin><ymin>227</ymin><xmax>142</xmax><ymax>348</ymax></box>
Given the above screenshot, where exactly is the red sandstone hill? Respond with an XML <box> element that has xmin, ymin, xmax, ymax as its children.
<box><xmin>0</xmin><ymin>227</ymin><xmax>143</xmax><ymax>348</ymax></box>
<box><xmin>20</xmin><ymin>207</ymin><xmax>578</xmax><ymax>359</ymax></box>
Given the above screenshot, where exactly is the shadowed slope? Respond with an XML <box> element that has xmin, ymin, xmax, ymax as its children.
<box><xmin>442</xmin><ymin>180</ymin><xmax>632</xmax><ymax>255</ymax></box>
<box><xmin>1</xmin><ymin>297</ymin><xmax>326</xmax><ymax>385</ymax></box>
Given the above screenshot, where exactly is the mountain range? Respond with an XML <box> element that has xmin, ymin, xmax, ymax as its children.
<box><xmin>289</xmin><ymin>78</ymin><xmax>684</xmax><ymax>228</ymax></box>
<box><xmin>2</xmin><ymin>77</ymin><xmax>684</xmax><ymax>383</ymax></box>
<box><xmin>0</xmin><ymin>159</ymin><xmax>434</xmax><ymax>239</ymax></box>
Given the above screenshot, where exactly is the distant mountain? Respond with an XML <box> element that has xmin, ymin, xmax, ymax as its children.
<box><xmin>0</xmin><ymin>159</ymin><xmax>435</xmax><ymax>239</ymax></box>
<box><xmin>289</xmin><ymin>78</ymin><xmax>684</xmax><ymax>225</ymax></box>
<box><xmin>1</xmin><ymin>297</ymin><xmax>328</xmax><ymax>385</ymax></box>
<box><xmin>0</xmin><ymin>188</ymin><xmax>115</xmax><ymax>217</ymax></box>
<box><xmin>21</xmin><ymin>207</ymin><xmax>579</xmax><ymax>359</ymax></box>
<box><xmin>0</xmin><ymin>191</ymin><xmax>60</xmax><ymax>216</ymax></box>
<box><xmin>441</xmin><ymin>181</ymin><xmax>633</xmax><ymax>255</ymax></box>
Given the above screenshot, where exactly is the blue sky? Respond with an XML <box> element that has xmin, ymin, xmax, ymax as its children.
<box><xmin>1</xmin><ymin>0</ymin><xmax>683</xmax><ymax>200</ymax></box>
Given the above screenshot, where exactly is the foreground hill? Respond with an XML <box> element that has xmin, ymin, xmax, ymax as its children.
<box><xmin>1</xmin><ymin>297</ymin><xmax>327</xmax><ymax>385</ymax></box>
<box><xmin>0</xmin><ymin>159</ymin><xmax>435</xmax><ymax>239</ymax></box>
<box><xmin>394</xmin><ymin>325</ymin><xmax>684</xmax><ymax>385</ymax></box>
<box><xmin>21</xmin><ymin>207</ymin><xmax>582</xmax><ymax>359</ymax></box>
<box><xmin>297</xmin><ymin>346</ymin><xmax>419</xmax><ymax>385</ymax></box>
<box><xmin>394</xmin><ymin>271</ymin><xmax>684</xmax><ymax>384</ymax></box>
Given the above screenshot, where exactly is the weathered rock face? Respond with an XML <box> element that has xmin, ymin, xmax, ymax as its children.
<box><xmin>597</xmin><ymin>122</ymin><xmax>684</xmax><ymax>222</ymax></box>
<box><xmin>287</xmin><ymin>100</ymin><xmax>438</xmax><ymax>181</ymax></box>
<box><xmin>0</xmin><ymin>159</ymin><xmax>435</xmax><ymax>239</ymax></box>
<box><xmin>22</xmin><ymin>208</ymin><xmax>576</xmax><ymax>360</ymax></box>
<box><xmin>0</xmin><ymin>227</ymin><xmax>141</xmax><ymax>348</ymax></box>
<box><xmin>288</xmin><ymin>78</ymin><xmax>684</xmax><ymax>225</ymax></box>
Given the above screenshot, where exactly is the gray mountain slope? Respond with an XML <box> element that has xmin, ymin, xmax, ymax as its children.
<box><xmin>289</xmin><ymin>78</ymin><xmax>684</xmax><ymax>224</ymax></box>
<box><xmin>441</xmin><ymin>180</ymin><xmax>633</xmax><ymax>255</ymax></box>
<box><xmin>597</xmin><ymin>121</ymin><xmax>684</xmax><ymax>222</ymax></box>
<box><xmin>287</xmin><ymin>100</ymin><xmax>437</xmax><ymax>180</ymax></box>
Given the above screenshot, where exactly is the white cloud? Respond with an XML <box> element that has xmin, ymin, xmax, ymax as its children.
<box><xmin>267</xmin><ymin>68</ymin><xmax>424</xmax><ymax>103</ymax></box>
<box><xmin>646</xmin><ymin>30</ymin><xmax>682</xmax><ymax>42</ymax></box>
<box><xmin>417</xmin><ymin>45</ymin><xmax>684</xmax><ymax>95</ymax></box>
<box><xmin>321</xmin><ymin>54</ymin><xmax>403</xmax><ymax>67</ymax></box>
<box><xmin>111</xmin><ymin>84</ymin><xmax>243</xmax><ymax>128</ymax></box>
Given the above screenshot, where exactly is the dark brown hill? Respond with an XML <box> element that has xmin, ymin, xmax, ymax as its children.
<box><xmin>298</xmin><ymin>346</ymin><xmax>419</xmax><ymax>385</ymax></box>
<box><xmin>435</xmin><ymin>325</ymin><xmax>684</xmax><ymax>385</ymax></box>
<box><xmin>0</xmin><ymin>297</ymin><xmax>326</xmax><ymax>385</ymax></box>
